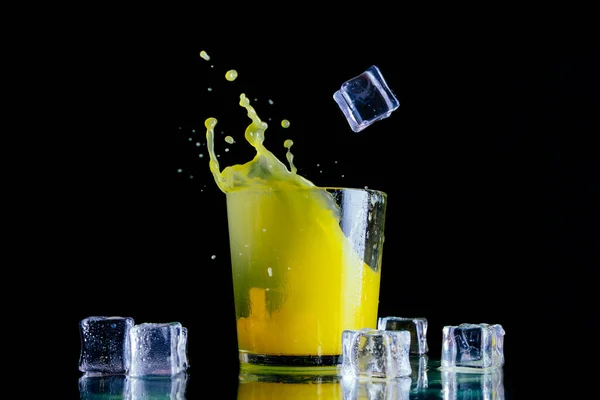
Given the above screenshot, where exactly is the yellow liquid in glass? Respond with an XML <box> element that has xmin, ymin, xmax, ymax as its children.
<box><xmin>206</xmin><ymin>94</ymin><xmax>382</xmax><ymax>357</ymax></box>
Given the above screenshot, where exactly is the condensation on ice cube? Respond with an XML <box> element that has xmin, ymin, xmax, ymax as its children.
<box><xmin>79</xmin><ymin>316</ymin><xmax>135</xmax><ymax>375</ymax></box>
<box><xmin>441</xmin><ymin>323</ymin><xmax>505</xmax><ymax>370</ymax></box>
<box><xmin>340</xmin><ymin>328</ymin><xmax>411</xmax><ymax>380</ymax></box>
<box><xmin>129</xmin><ymin>322</ymin><xmax>189</xmax><ymax>377</ymax></box>
<box><xmin>333</xmin><ymin>65</ymin><xmax>400</xmax><ymax>133</ymax></box>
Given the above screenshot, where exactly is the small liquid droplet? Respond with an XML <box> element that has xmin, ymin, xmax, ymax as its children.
<box><xmin>268</xmin><ymin>99</ymin><xmax>274</xmax><ymax>105</ymax></box>
<box><xmin>281</xmin><ymin>119</ymin><xmax>290</xmax><ymax>128</ymax></box>
<box><xmin>225</xmin><ymin>70</ymin><xmax>238</xmax><ymax>81</ymax></box>
<box><xmin>283</xmin><ymin>139</ymin><xmax>297</xmax><ymax>174</ymax></box>
<box><xmin>224</xmin><ymin>136</ymin><xmax>235</xmax><ymax>144</ymax></box>
<box><xmin>199</xmin><ymin>50</ymin><xmax>210</xmax><ymax>61</ymax></box>
<box><xmin>211</xmin><ymin>255</ymin><xmax>216</xmax><ymax>259</ymax></box>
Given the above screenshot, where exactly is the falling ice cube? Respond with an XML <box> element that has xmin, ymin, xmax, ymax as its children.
<box><xmin>340</xmin><ymin>328</ymin><xmax>411</xmax><ymax>380</ymax></box>
<box><xmin>378</xmin><ymin>316</ymin><xmax>429</xmax><ymax>355</ymax></box>
<box><xmin>441</xmin><ymin>323</ymin><xmax>505</xmax><ymax>370</ymax></box>
<box><xmin>79</xmin><ymin>316</ymin><xmax>135</xmax><ymax>375</ymax></box>
<box><xmin>333</xmin><ymin>65</ymin><xmax>400</xmax><ymax>133</ymax></box>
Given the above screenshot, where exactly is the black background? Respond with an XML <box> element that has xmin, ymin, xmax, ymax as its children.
<box><xmin>25</xmin><ymin>6</ymin><xmax>597</xmax><ymax>398</ymax></box>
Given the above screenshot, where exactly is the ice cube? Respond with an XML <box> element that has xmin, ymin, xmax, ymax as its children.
<box><xmin>129</xmin><ymin>322</ymin><xmax>189</xmax><ymax>377</ymax></box>
<box><xmin>441</xmin><ymin>368</ymin><xmax>505</xmax><ymax>400</ymax></box>
<box><xmin>78</xmin><ymin>316</ymin><xmax>134</xmax><ymax>375</ymax></box>
<box><xmin>441</xmin><ymin>323</ymin><xmax>505</xmax><ymax>369</ymax></box>
<box><xmin>378</xmin><ymin>316</ymin><xmax>429</xmax><ymax>355</ymax></box>
<box><xmin>78</xmin><ymin>375</ymin><xmax>128</xmax><ymax>399</ymax></box>
<box><xmin>333</xmin><ymin>65</ymin><xmax>400</xmax><ymax>133</ymax></box>
<box><xmin>341</xmin><ymin>376</ymin><xmax>411</xmax><ymax>400</ymax></box>
<box><xmin>340</xmin><ymin>328</ymin><xmax>411</xmax><ymax>380</ymax></box>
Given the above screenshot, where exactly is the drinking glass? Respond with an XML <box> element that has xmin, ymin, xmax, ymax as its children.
<box><xmin>226</xmin><ymin>186</ymin><xmax>387</xmax><ymax>372</ymax></box>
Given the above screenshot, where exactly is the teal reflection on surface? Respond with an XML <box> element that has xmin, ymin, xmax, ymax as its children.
<box><xmin>78</xmin><ymin>373</ymin><xmax>187</xmax><ymax>399</ymax></box>
<box><xmin>236</xmin><ymin>357</ymin><xmax>505</xmax><ymax>399</ymax></box>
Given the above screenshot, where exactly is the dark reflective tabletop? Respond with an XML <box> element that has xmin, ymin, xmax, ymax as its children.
<box><xmin>79</xmin><ymin>357</ymin><xmax>508</xmax><ymax>399</ymax></box>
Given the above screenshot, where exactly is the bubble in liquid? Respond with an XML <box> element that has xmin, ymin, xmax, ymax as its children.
<box><xmin>225</xmin><ymin>70</ymin><xmax>238</xmax><ymax>81</ymax></box>
<box><xmin>281</xmin><ymin>119</ymin><xmax>290</xmax><ymax>128</ymax></box>
<box><xmin>200</xmin><ymin>50</ymin><xmax>210</xmax><ymax>61</ymax></box>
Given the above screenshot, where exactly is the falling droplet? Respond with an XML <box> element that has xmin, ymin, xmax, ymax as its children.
<box><xmin>281</xmin><ymin>119</ymin><xmax>290</xmax><ymax>128</ymax></box>
<box><xmin>224</xmin><ymin>136</ymin><xmax>235</xmax><ymax>144</ymax></box>
<box><xmin>225</xmin><ymin>70</ymin><xmax>238</xmax><ymax>81</ymax></box>
<box><xmin>199</xmin><ymin>50</ymin><xmax>210</xmax><ymax>61</ymax></box>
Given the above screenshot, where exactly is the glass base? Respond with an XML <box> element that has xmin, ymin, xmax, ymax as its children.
<box><xmin>239</xmin><ymin>352</ymin><xmax>341</xmax><ymax>375</ymax></box>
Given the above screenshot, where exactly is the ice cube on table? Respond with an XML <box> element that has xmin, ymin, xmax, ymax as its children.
<box><xmin>378</xmin><ymin>316</ymin><xmax>429</xmax><ymax>355</ymax></box>
<box><xmin>129</xmin><ymin>322</ymin><xmax>189</xmax><ymax>377</ymax></box>
<box><xmin>333</xmin><ymin>65</ymin><xmax>400</xmax><ymax>133</ymax></box>
<box><xmin>441</xmin><ymin>323</ymin><xmax>505</xmax><ymax>370</ymax></box>
<box><xmin>79</xmin><ymin>316</ymin><xmax>134</xmax><ymax>375</ymax></box>
<box><xmin>340</xmin><ymin>328</ymin><xmax>411</xmax><ymax>380</ymax></box>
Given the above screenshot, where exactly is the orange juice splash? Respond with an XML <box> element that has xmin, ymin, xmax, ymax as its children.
<box><xmin>205</xmin><ymin>94</ymin><xmax>381</xmax><ymax>357</ymax></box>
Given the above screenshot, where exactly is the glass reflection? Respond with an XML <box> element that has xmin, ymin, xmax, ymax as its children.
<box><xmin>237</xmin><ymin>373</ymin><xmax>413</xmax><ymax>400</ymax></box>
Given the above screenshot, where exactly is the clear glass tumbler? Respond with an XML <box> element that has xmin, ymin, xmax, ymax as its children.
<box><xmin>226</xmin><ymin>186</ymin><xmax>388</xmax><ymax>373</ymax></box>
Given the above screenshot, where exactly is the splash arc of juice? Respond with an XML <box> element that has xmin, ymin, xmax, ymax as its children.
<box><xmin>205</xmin><ymin>94</ymin><xmax>382</xmax><ymax>358</ymax></box>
